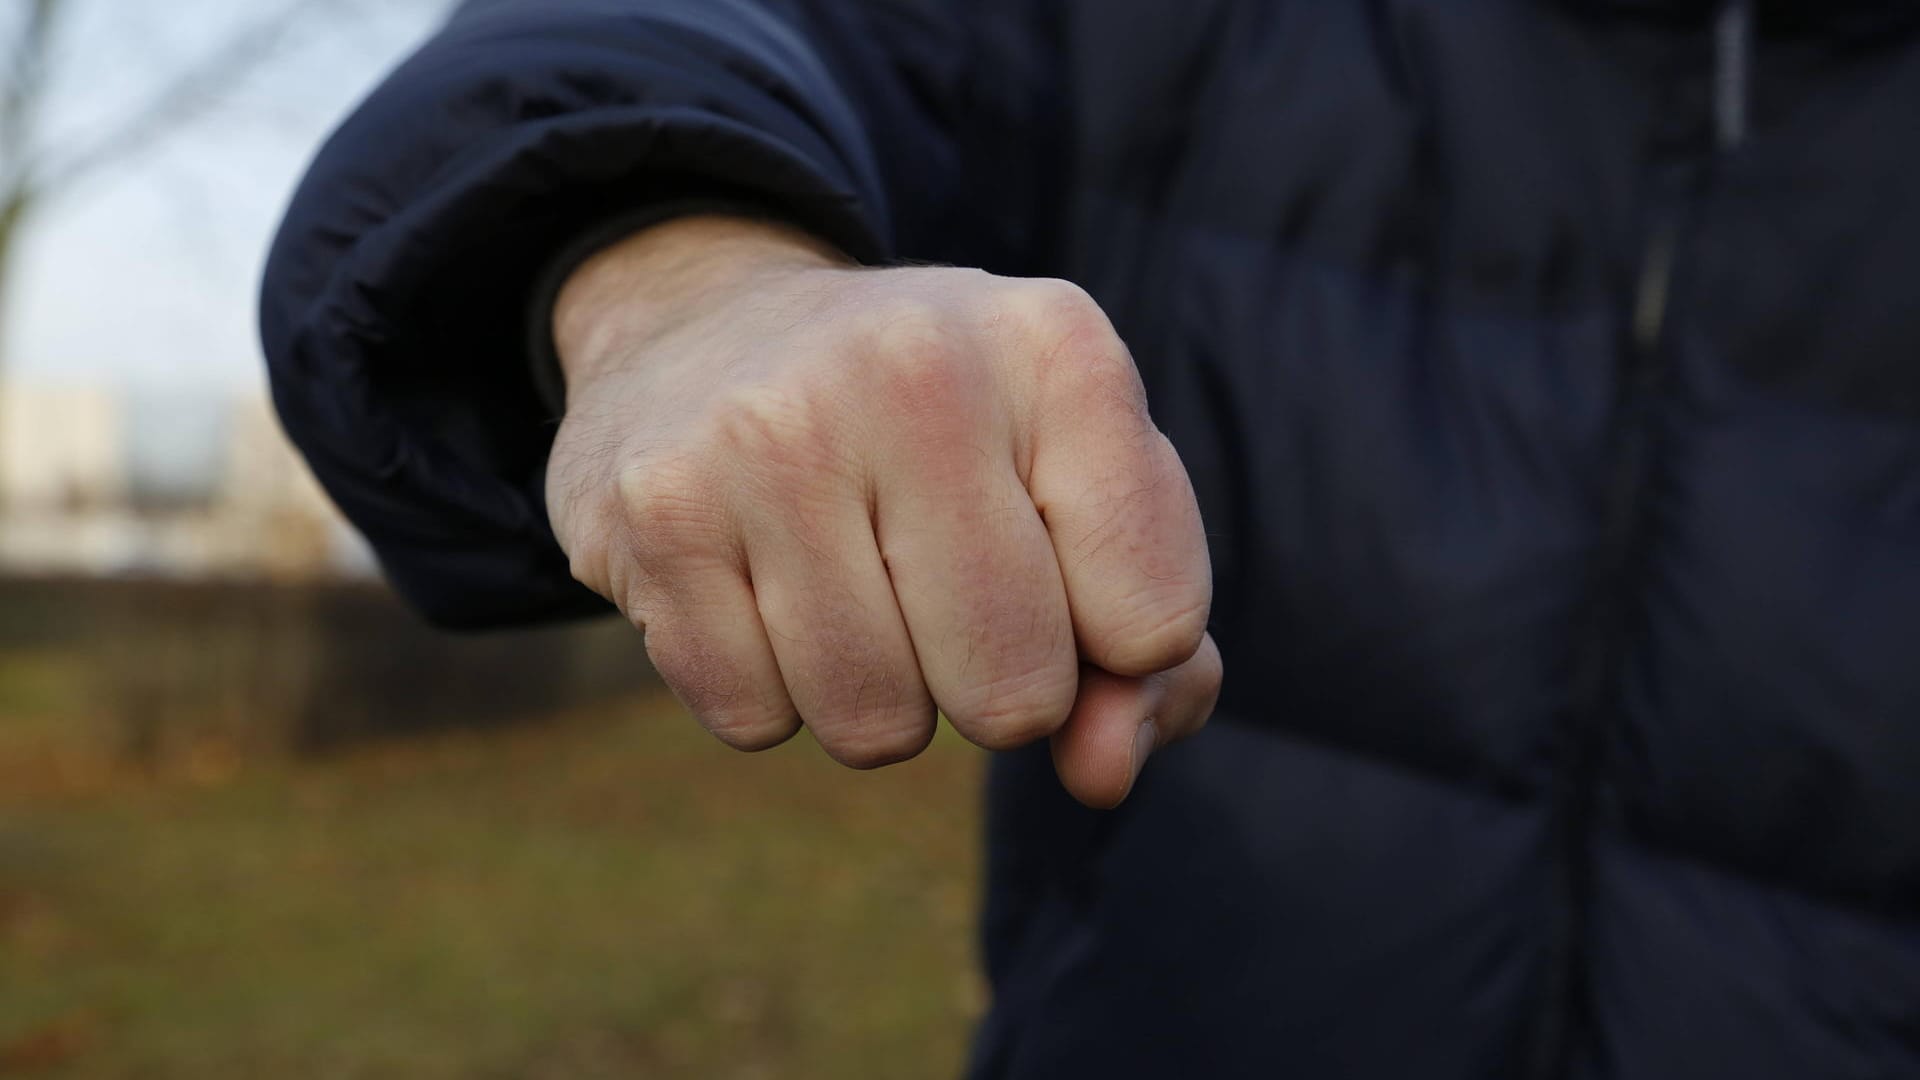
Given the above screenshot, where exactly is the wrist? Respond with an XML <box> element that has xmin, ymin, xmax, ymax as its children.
<box><xmin>552</xmin><ymin>214</ymin><xmax>850</xmax><ymax>391</ymax></box>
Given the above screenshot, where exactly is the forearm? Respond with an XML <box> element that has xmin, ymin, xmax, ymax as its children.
<box><xmin>554</xmin><ymin>215</ymin><xmax>850</xmax><ymax>392</ymax></box>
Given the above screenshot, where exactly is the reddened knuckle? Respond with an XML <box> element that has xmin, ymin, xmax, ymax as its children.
<box><xmin>867</xmin><ymin>324</ymin><xmax>971</xmax><ymax>407</ymax></box>
<box><xmin>1013</xmin><ymin>280</ymin><xmax>1137</xmax><ymax>396</ymax></box>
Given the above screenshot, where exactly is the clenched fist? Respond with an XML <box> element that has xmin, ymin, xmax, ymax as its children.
<box><xmin>546</xmin><ymin>216</ymin><xmax>1220</xmax><ymax>808</ymax></box>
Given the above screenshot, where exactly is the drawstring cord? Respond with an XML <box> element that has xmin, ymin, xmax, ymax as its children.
<box><xmin>1714</xmin><ymin>0</ymin><xmax>1754</xmax><ymax>149</ymax></box>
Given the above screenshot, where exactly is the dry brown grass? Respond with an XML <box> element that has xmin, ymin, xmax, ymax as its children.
<box><xmin>0</xmin><ymin>590</ymin><xmax>987</xmax><ymax>1079</ymax></box>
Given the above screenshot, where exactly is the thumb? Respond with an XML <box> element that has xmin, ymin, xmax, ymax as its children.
<box><xmin>1048</xmin><ymin>633</ymin><xmax>1223</xmax><ymax>809</ymax></box>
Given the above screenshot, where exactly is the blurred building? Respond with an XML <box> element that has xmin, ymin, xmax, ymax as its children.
<box><xmin>0</xmin><ymin>380</ymin><xmax>374</xmax><ymax>579</ymax></box>
<box><xmin>0</xmin><ymin>382</ymin><xmax>125</xmax><ymax>507</ymax></box>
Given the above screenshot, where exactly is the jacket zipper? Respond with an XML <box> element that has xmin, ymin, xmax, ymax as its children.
<box><xmin>1528</xmin><ymin>202</ymin><xmax>1682</xmax><ymax>1080</ymax></box>
<box><xmin>1529</xmin><ymin>6</ymin><xmax>1751</xmax><ymax>1073</ymax></box>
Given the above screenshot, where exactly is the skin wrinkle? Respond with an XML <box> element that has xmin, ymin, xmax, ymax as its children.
<box><xmin>1059</xmin><ymin>452</ymin><xmax>1173</xmax><ymax>575</ymax></box>
<box><xmin>867</xmin><ymin>519</ymin><xmax>932</xmax><ymax>715</ymax></box>
<box><xmin>952</xmin><ymin>510</ymin><xmax>1059</xmax><ymax>692</ymax></box>
<box><xmin>653</xmin><ymin>624</ymin><xmax>739</xmax><ymax>715</ymax></box>
<box><xmin>873</xmin><ymin>473</ymin><xmax>1070</xmax><ymax>735</ymax></box>
<box><xmin>1020</xmin><ymin>288</ymin><xmax>1148</xmax><ymax>412</ymax></box>
<box><xmin>1069</xmin><ymin>492</ymin><xmax>1146</xmax><ymax>569</ymax></box>
<box><xmin>847</xmin><ymin>662</ymin><xmax>917</xmax><ymax>752</ymax></box>
<box><xmin>613</xmin><ymin>501</ymin><xmax>682</xmax><ymax>611</ymax></box>
<box><xmin>960</xmin><ymin>622</ymin><xmax>981</xmax><ymax>677</ymax></box>
<box><xmin>616</xmin><ymin>564</ymin><xmax>666</xmax><ymax>629</ymax></box>
<box><xmin>1106</xmin><ymin>585</ymin><xmax>1210</xmax><ymax>643</ymax></box>
<box><xmin>754</xmin><ymin>509</ymin><xmax>931</xmax><ymax>754</ymax></box>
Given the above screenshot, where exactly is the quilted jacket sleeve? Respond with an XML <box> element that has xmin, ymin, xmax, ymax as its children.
<box><xmin>259</xmin><ymin>0</ymin><xmax>1057</xmax><ymax>628</ymax></box>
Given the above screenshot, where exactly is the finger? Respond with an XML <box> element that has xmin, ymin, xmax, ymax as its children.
<box><xmin>1049</xmin><ymin>633</ymin><xmax>1223</xmax><ymax>809</ymax></box>
<box><xmin>743</xmin><ymin>493</ymin><xmax>937</xmax><ymax>770</ymax></box>
<box><xmin>870</xmin><ymin>392</ymin><xmax>1079</xmax><ymax>751</ymax></box>
<box><xmin>639</xmin><ymin>558</ymin><xmax>801</xmax><ymax>752</ymax></box>
<box><xmin>1013</xmin><ymin>285</ymin><xmax>1212</xmax><ymax>676</ymax></box>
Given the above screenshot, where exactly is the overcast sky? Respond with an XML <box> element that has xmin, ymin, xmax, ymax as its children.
<box><xmin>5</xmin><ymin>0</ymin><xmax>444</xmax><ymax>394</ymax></box>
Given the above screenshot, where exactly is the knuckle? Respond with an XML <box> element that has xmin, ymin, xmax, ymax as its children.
<box><xmin>815</xmin><ymin>662</ymin><xmax>935</xmax><ymax>769</ymax></box>
<box><xmin>708</xmin><ymin>384</ymin><xmax>811</xmax><ymax>458</ymax></box>
<box><xmin>821</xmin><ymin>719</ymin><xmax>934</xmax><ymax>770</ymax></box>
<box><xmin>943</xmin><ymin>668</ymin><xmax>1078</xmax><ymax>750</ymax></box>
<box><xmin>640</xmin><ymin>621</ymin><xmax>716</xmax><ymax>698</ymax></box>
<box><xmin>703</xmin><ymin>707</ymin><xmax>801</xmax><ymax>753</ymax></box>
<box><xmin>741</xmin><ymin>609</ymin><xmax>934</xmax><ymax>770</ymax></box>
<box><xmin>551</xmin><ymin>477</ymin><xmax>634</xmax><ymax>596</ymax></box>
<box><xmin>1018</xmin><ymin>279</ymin><xmax>1116</xmax><ymax>347</ymax></box>
<box><xmin>615</xmin><ymin>458</ymin><xmax>721</xmax><ymax>548</ymax></box>
<box><xmin>1017</xmin><ymin>277</ymin><xmax>1104</xmax><ymax>327</ymax></box>
<box><xmin>873</xmin><ymin>342</ymin><xmax>969</xmax><ymax>413</ymax></box>
<box><xmin>563</xmin><ymin>503</ymin><xmax>675</xmax><ymax>619</ymax></box>
<box><xmin>560</xmin><ymin>525</ymin><xmax>614</xmax><ymax>592</ymax></box>
<box><xmin>859</xmin><ymin>303</ymin><xmax>975</xmax><ymax>408</ymax></box>
<box><xmin>646</xmin><ymin>625</ymin><xmax>791</xmax><ymax>748</ymax></box>
<box><xmin>1013</xmin><ymin>279</ymin><xmax>1140</xmax><ymax>398</ymax></box>
<box><xmin>862</xmin><ymin>294</ymin><xmax>950</xmax><ymax>349</ymax></box>
<box><xmin>1099</xmin><ymin>591</ymin><xmax>1211</xmax><ymax>675</ymax></box>
<box><xmin>716</xmin><ymin>379</ymin><xmax>812</xmax><ymax>438</ymax></box>
<box><xmin>704</xmin><ymin>383</ymin><xmax>847</xmax><ymax>489</ymax></box>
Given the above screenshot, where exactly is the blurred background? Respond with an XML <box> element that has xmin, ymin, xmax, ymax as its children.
<box><xmin>0</xmin><ymin>2</ymin><xmax>983</xmax><ymax>1075</ymax></box>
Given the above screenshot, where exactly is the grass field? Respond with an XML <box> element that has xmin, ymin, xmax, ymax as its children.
<box><xmin>0</xmin><ymin>666</ymin><xmax>986</xmax><ymax>1078</ymax></box>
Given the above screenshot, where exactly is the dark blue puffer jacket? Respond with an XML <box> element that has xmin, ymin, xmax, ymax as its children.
<box><xmin>260</xmin><ymin>2</ymin><xmax>1920</xmax><ymax>1076</ymax></box>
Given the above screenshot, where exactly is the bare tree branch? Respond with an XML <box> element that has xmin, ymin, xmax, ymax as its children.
<box><xmin>0</xmin><ymin>0</ymin><xmax>433</xmax><ymax>368</ymax></box>
<box><xmin>0</xmin><ymin>0</ymin><xmax>63</xmax><ymax>203</ymax></box>
<box><xmin>2</xmin><ymin>0</ymin><xmax>60</xmax><ymax>125</ymax></box>
<box><xmin>29</xmin><ymin>0</ymin><xmax>335</xmax><ymax>197</ymax></box>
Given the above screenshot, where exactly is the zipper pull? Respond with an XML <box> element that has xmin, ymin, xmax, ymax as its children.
<box><xmin>1632</xmin><ymin>221</ymin><xmax>1679</xmax><ymax>357</ymax></box>
<box><xmin>1714</xmin><ymin>0</ymin><xmax>1753</xmax><ymax>150</ymax></box>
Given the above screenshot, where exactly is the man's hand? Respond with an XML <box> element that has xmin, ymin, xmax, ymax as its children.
<box><xmin>546</xmin><ymin>216</ymin><xmax>1220</xmax><ymax>808</ymax></box>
